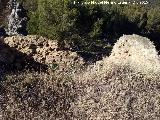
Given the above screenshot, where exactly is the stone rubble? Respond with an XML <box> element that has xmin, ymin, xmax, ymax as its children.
<box><xmin>1</xmin><ymin>35</ymin><xmax>84</xmax><ymax>72</ymax></box>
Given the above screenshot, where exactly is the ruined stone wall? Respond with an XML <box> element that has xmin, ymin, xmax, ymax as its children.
<box><xmin>0</xmin><ymin>35</ymin><xmax>84</xmax><ymax>72</ymax></box>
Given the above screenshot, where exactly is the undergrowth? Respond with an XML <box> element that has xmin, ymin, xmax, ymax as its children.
<box><xmin>0</xmin><ymin>60</ymin><xmax>160</xmax><ymax>119</ymax></box>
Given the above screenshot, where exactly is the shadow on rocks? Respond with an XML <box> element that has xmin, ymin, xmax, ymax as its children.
<box><xmin>0</xmin><ymin>38</ymin><xmax>48</xmax><ymax>76</ymax></box>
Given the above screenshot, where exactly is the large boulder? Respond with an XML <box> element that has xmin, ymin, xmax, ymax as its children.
<box><xmin>108</xmin><ymin>34</ymin><xmax>160</xmax><ymax>74</ymax></box>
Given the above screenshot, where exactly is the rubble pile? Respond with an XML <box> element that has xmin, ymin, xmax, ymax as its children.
<box><xmin>1</xmin><ymin>35</ymin><xmax>84</xmax><ymax>71</ymax></box>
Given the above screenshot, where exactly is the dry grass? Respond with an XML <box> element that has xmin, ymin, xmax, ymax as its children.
<box><xmin>71</xmin><ymin>63</ymin><xmax>160</xmax><ymax>120</ymax></box>
<box><xmin>0</xmin><ymin>70</ymin><xmax>77</xmax><ymax>120</ymax></box>
<box><xmin>0</xmin><ymin>34</ymin><xmax>160</xmax><ymax>120</ymax></box>
<box><xmin>0</xmin><ymin>61</ymin><xmax>160</xmax><ymax>120</ymax></box>
<box><xmin>109</xmin><ymin>34</ymin><xmax>160</xmax><ymax>74</ymax></box>
<box><xmin>69</xmin><ymin>34</ymin><xmax>160</xmax><ymax>119</ymax></box>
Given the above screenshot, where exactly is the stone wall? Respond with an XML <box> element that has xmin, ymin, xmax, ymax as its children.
<box><xmin>1</xmin><ymin>35</ymin><xmax>84</xmax><ymax>72</ymax></box>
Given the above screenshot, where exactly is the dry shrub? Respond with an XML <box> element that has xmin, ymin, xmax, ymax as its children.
<box><xmin>109</xmin><ymin>34</ymin><xmax>160</xmax><ymax>74</ymax></box>
<box><xmin>83</xmin><ymin>34</ymin><xmax>160</xmax><ymax>80</ymax></box>
<box><xmin>0</xmin><ymin>70</ymin><xmax>77</xmax><ymax>120</ymax></box>
<box><xmin>0</xmin><ymin>34</ymin><xmax>160</xmax><ymax>119</ymax></box>
<box><xmin>70</xmin><ymin>34</ymin><xmax>160</xmax><ymax>119</ymax></box>
<box><xmin>71</xmin><ymin>63</ymin><xmax>160</xmax><ymax>120</ymax></box>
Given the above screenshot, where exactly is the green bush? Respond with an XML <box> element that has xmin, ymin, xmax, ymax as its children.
<box><xmin>22</xmin><ymin>0</ymin><xmax>160</xmax><ymax>53</ymax></box>
<box><xmin>147</xmin><ymin>7</ymin><xmax>160</xmax><ymax>32</ymax></box>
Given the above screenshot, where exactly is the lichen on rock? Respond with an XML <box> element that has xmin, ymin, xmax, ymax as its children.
<box><xmin>3</xmin><ymin>35</ymin><xmax>84</xmax><ymax>72</ymax></box>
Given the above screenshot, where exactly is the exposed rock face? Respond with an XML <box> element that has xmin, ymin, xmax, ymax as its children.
<box><xmin>3</xmin><ymin>35</ymin><xmax>84</xmax><ymax>71</ymax></box>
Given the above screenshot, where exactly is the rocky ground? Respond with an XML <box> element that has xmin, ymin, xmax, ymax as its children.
<box><xmin>0</xmin><ymin>34</ymin><xmax>160</xmax><ymax>120</ymax></box>
<box><xmin>0</xmin><ymin>35</ymin><xmax>84</xmax><ymax>73</ymax></box>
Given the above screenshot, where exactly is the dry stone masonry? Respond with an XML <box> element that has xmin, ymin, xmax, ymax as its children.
<box><xmin>3</xmin><ymin>35</ymin><xmax>84</xmax><ymax>71</ymax></box>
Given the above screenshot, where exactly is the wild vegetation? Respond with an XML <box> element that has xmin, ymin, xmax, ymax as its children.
<box><xmin>0</xmin><ymin>0</ymin><xmax>160</xmax><ymax>119</ymax></box>
<box><xmin>1</xmin><ymin>35</ymin><xmax>160</xmax><ymax>119</ymax></box>
<box><xmin>19</xmin><ymin>0</ymin><xmax>160</xmax><ymax>54</ymax></box>
<box><xmin>1</xmin><ymin>0</ymin><xmax>160</xmax><ymax>57</ymax></box>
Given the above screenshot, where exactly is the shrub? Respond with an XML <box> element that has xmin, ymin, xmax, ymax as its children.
<box><xmin>1</xmin><ymin>35</ymin><xmax>160</xmax><ymax>119</ymax></box>
<box><xmin>21</xmin><ymin>0</ymin><xmax>160</xmax><ymax>54</ymax></box>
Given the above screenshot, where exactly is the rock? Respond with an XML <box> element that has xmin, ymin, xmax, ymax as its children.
<box><xmin>107</xmin><ymin>34</ymin><xmax>160</xmax><ymax>73</ymax></box>
<box><xmin>3</xmin><ymin>35</ymin><xmax>85</xmax><ymax>71</ymax></box>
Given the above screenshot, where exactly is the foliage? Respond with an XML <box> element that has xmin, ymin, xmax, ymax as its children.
<box><xmin>0</xmin><ymin>0</ymin><xmax>9</xmax><ymax>25</ymax></box>
<box><xmin>147</xmin><ymin>7</ymin><xmax>160</xmax><ymax>33</ymax></box>
<box><xmin>20</xmin><ymin>0</ymin><xmax>160</xmax><ymax>54</ymax></box>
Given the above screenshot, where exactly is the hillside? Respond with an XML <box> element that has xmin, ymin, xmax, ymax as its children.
<box><xmin>0</xmin><ymin>34</ymin><xmax>160</xmax><ymax>119</ymax></box>
<box><xmin>0</xmin><ymin>35</ymin><xmax>84</xmax><ymax>74</ymax></box>
<box><xmin>0</xmin><ymin>0</ymin><xmax>160</xmax><ymax>119</ymax></box>
<box><xmin>1</xmin><ymin>0</ymin><xmax>160</xmax><ymax>55</ymax></box>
